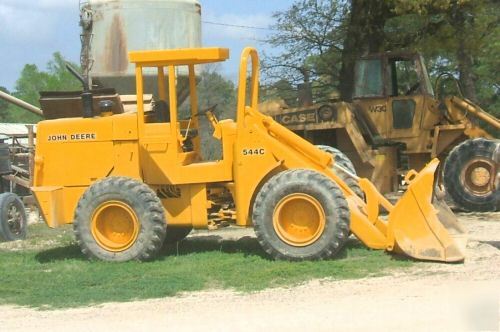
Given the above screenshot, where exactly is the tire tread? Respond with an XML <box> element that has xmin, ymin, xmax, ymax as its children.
<box><xmin>253</xmin><ymin>169</ymin><xmax>350</xmax><ymax>261</ymax></box>
<box><xmin>73</xmin><ymin>176</ymin><xmax>167</xmax><ymax>261</ymax></box>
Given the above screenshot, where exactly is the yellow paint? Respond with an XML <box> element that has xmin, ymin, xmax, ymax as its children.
<box><xmin>273</xmin><ymin>193</ymin><xmax>326</xmax><ymax>246</ymax></box>
<box><xmin>388</xmin><ymin>159</ymin><xmax>466</xmax><ymax>262</ymax></box>
<box><xmin>91</xmin><ymin>200</ymin><xmax>140</xmax><ymax>252</ymax></box>
<box><xmin>31</xmin><ymin>186</ymin><xmax>86</xmax><ymax>227</ymax></box>
<box><xmin>30</xmin><ymin>186</ymin><xmax>64</xmax><ymax>228</ymax></box>
<box><xmin>31</xmin><ymin>47</ymin><xmax>466</xmax><ymax>263</ymax></box>
<box><xmin>129</xmin><ymin>48</ymin><xmax>229</xmax><ymax>66</ymax></box>
<box><xmin>112</xmin><ymin>141</ymin><xmax>141</xmax><ymax>179</ymax></box>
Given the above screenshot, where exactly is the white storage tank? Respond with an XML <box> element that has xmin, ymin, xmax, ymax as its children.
<box><xmin>80</xmin><ymin>0</ymin><xmax>202</xmax><ymax>97</ymax></box>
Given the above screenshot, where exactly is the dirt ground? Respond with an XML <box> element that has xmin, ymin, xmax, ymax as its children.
<box><xmin>0</xmin><ymin>212</ymin><xmax>499</xmax><ymax>332</ymax></box>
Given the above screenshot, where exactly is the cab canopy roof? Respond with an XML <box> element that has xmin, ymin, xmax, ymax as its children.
<box><xmin>128</xmin><ymin>47</ymin><xmax>229</xmax><ymax>67</ymax></box>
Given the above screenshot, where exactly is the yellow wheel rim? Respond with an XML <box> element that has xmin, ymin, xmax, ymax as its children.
<box><xmin>91</xmin><ymin>201</ymin><xmax>140</xmax><ymax>252</ymax></box>
<box><xmin>273</xmin><ymin>193</ymin><xmax>326</xmax><ymax>247</ymax></box>
<box><xmin>461</xmin><ymin>158</ymin><xmax>495</xmax><ymax>196</ymax></box>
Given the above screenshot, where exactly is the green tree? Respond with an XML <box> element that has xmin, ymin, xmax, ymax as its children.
<box><xmin>339</xmin><ymin>0</ymin><xmax>395</xmax><ymax>100</ymax></box>
<box><xmin>260</xmin><ymin>79</ymin><xmax>299</xmax><ymax>107</ymax></box>
<box><xmin>263</xmin><ymin>0</ymin><xmax>347</xmax><ymax>99</ymax></box>
<box><xmin>387</xmin><ymin>0</ymin><xmax>499</xmax><ymax>104</ymax></box>
<box><xmin>5</xmin><ymin>52</ymin><xmax>81</xmax><ymax>123</ymax></box>
<box><xmin>0</xmin><ymin>87</ymin><xmax>10</xmax><ymax>121</ymax></box>
<box><xmin>194</xmin><ymin>65</ymin><xmax>236</xmax><ymax>159</ymax></box>
<box><xmin>265</xmin><ymin>0</ymin><xmax>499</xmax><ymax>117</ymax></box>
<box><xmin>197</xmin><ymin>66</ymin><xmax>236</xmax><ymax>120</ymax></box>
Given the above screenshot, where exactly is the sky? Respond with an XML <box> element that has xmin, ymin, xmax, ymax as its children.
<box><xmin>0</xmin><ymin>0</ymin><xmax>291</xmax><ymax>91</ymax></box>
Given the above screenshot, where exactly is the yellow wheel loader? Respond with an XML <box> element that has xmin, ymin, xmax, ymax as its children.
<box><xmin>31</xmin><ymin>47</ymin><xmax>466</xmax><ymax>262</ymax></box>
<box><xmin>267</xmin><ymin>52</ymin><xmax>499</xmax><ymax>212</ymax></box>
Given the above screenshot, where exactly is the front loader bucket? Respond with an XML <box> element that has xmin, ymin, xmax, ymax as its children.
<box><xmin>388</xmin><ymin>159</ymin><xmax>467</xmax><ymax>262</ymax></box>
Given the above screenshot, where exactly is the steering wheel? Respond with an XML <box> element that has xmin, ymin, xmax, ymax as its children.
<box><xmin>405</xmin><ymin>82</ymin><xmax>420</xmax><ymax>96</ymax></box>
<box><xmin>196</xmin><ymin>104</ymin><xmax>218</xmax><ymax>117</ymax></box>
<box><xmin>191</xmin><ymin>104</ymin><xmax>218</xmax><ymax>127</ymax></box>
<box><xmin>178</xmin><ymin>104</ymin><xmax>218</xmax><ymax>122</ymax></box>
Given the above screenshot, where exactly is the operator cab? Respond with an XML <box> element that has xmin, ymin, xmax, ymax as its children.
<box><xmin>354</xmin><ymin>53</ymin><xmax>434</xmax><ymax>99</ymax></box>
<box><xmin>128</xmin><ymin>48</ymin><xmax>238</xmax><ymax>185</ymax></box>
<box><xmin>352</xmin><ymin>53</ymin><xmax>436</xmax><ymax>139</ymax></box>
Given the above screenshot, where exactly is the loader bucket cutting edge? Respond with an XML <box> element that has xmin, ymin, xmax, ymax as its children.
<box><xmin>387</xmin><ymin>159</ymin><xmax>467</xmax><ymax>262</ymax></box>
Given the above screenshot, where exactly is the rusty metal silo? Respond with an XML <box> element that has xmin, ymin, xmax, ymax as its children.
<box><xmin>80</xmin><ymin>0</ymin><xmax>202</xmax><ymax>99</ymax></box>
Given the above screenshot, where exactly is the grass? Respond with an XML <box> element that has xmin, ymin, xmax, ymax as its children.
<box><xmin>0</xmin><ymin>223</ymin><xmax>413</xmax><ymax>309</ymax></box>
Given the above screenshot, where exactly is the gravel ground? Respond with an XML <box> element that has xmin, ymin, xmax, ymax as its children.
<box><xmin>0</xmin><ymin>212</ymin><xmax>499</xmax><ymax>332</ymax></box>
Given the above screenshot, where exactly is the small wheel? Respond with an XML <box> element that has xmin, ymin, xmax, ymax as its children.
<box><xmin>253</xmin><ymin>169</ymin><xmax>350</xmax><ymax>261</ymax></box>
<box><xmin>444</xmin><ymin>138</ymin><xmax>499</xmax><ymax>211</ymax></box>
<box><xmin>0</xmin><ymin>192</ymin><xmax>27</xmax><ymax>242</ymax></box>
<box><xmin>316</xmin><ymin>145</ymin><xmax>364</xmax><ymax>198</ymax></box>
<box><xmin>74</xmin><ymin>177</ymin><xmax>167</xmax><ymax>261</ymax></box>
<box><xmin>164</xmin><ymin>226</ymin><xmax>192</xmax><ymax>244</ymax></box>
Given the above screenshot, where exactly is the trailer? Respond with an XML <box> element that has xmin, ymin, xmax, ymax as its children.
<box><xmin>0</xmin><ymin>91</ymin><xmax>41</xmax><ymax>241</ymax></box>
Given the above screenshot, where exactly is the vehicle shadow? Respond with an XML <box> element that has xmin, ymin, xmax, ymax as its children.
<box><xmin>160</xmin><ymin>235</ymin><xmax>269</xmax><ymax>259</ymax></box>
<box><xmin>160</xmin><ymin>235</ymin><xmax>359</xmax><ymax>261</ymax></box>
<box><xmin>35</xmin><ymin>244</ymin><xmax>86</xmax><ymax>263</ymax></box>
<box><xmin>34</xmin><ymin>236</ymin><xmax>269</xmax><ymax>263</ymax></box>
<box><xmin>34</xmin><ymin>236</ymin><xmax>360</xmax><ymax>262</ymax></box>
<box><xmin>481</xmin><ymin>241</ymin><xmax>500</xmax><ymax>250</ymax></box>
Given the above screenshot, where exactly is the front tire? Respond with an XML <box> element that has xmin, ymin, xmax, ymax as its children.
<box><xmin>252</xmin><ymin>169</ymin><xmax>350</xmax><ymax>261</ymax></box>
<box><xmin>444</xmin><ymin>138</ymin><xmax>499</xmax><ymax>211</ymax></box>
<box><xmin>74</xmin><ymin>177</ymin><xmax>167</xmax><ymax>261</ymax></box>
<box><xmin>0</xmin><ymin>192</ymin><xmax>27</xmax><ymax>242</ymax></box>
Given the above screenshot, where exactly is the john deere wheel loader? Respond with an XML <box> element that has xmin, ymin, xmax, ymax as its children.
<box><xmin>267</xmin><ymin>52</ymin><xmax>499</xmax><ymax>212</ymax></box>
<box><xmin>31</xmin><ymin>47</ymin><xmax>466</xmax><ymax>262</ymax></box>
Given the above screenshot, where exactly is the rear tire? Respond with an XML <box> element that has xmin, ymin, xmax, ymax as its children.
<box><xmin>0</xmin><ymin>192</ymin><xmax>27</xmax><ymax>242</ymax></box>
<box><xmin>443</xmin><ymin>138</ymin><xmax>499</xmax><ymax>212</ymax></box>
<box><xmin>74</xmin><ymin>177</ymin><xmax>167</xmax><ymax>261</ymax></box>
<box><xmin>252</xmin><ymin>169</ymin><xmax>350</xmax><ymax>261</ymax></box>
<box><xmin>316</xmin><ymin>145</ymin><xmax>363</xmax><ymax>198</ymax></box>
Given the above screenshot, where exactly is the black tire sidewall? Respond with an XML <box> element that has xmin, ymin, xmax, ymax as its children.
<box><xmin>253</xmin><ymin>170</ymin><xmax>350</xmax><ymax>260</ymax></box>
<box><xmin>444</xmin><ymin>138</ymin><xmax>499</xmax><ymax>211</ymax></box>
<box><xmin>0</xmin><ymin>192</ymin><xmax>27</xmax><ymax>241</ymax></box>
<box><xmin>74</xmin><ymin>177</ymin><xmax>166</xmax><ymax>261</ymax></box>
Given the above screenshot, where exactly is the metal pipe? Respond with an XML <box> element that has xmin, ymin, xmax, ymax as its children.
<box><xmin>66</xmin><ymin>63</ymin><xmax>88</xmax><ymax>89</ymax></box>
<box><xmin>11</xmin><ymin>165</ymin><xmax>29</xmax><ymax>175</ymax></box>
<box><xmin>450</xmin><ymin>96</ymin><xmax>500</xmax><ymax>129</ymax></box>
<box><xmin>237</xmin><ymin>47</ymin><xmax>259</xmax><ymax>132</ymax></box>
<box><xmin>2</xmin><ymin>174</ymin><xmax>30</xmax><ymax>189</ymax></box>
<box><xmin>66</xmin><ymin>63</ymin><xmax>93</xmax><ymax>118</ymax></box>
<box><xmin>13</xmin><ymin>153</ymin><xmax>31</xmax><ymax>158</ymax></box>
<box><xmin>334</xmin><ymin>163</ymin><xmax>360</xmax><ymax>181</ymax></box>
<box><xmin>0</xmin><ymin>90</ymin><xmax>43</xmax><ymax>116</ymax></box>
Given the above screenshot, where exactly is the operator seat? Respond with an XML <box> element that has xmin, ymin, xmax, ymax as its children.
<box><xmin>154</xmin><ymin>100</ymin><xmax>171</xmax><ymax>123</ymax></box>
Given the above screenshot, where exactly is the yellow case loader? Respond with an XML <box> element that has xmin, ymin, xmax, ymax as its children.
<box><xmin>31</xmin><ymin>47</ymin><xmax>466</xmax><ymax>262</ymax></box>
<box><xmin>267</xmin><ymin>52</ymin><xmax>499</xmax><ymax>212</ymax></box>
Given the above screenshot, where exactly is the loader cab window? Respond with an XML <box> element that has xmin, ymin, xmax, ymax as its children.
<box><xmin>388</xmin><ymin>58</ymin><xmax>420</xmax><ymax>97</ymax></box>
<box><xmin>388</xmin><ymin>58</ymin><xmax>420</xmax><ymax>129</ymax></box>
<box><xmin>353</xmin><ymin>59</ymin><xmax>384</xmax><ymax>98</ymax></box>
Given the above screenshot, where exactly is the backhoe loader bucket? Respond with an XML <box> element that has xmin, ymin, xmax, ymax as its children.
<box><xmin>388</xmin><ymin>159</ymin><xmax>467</xmax><ymax>262</ymax></box>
